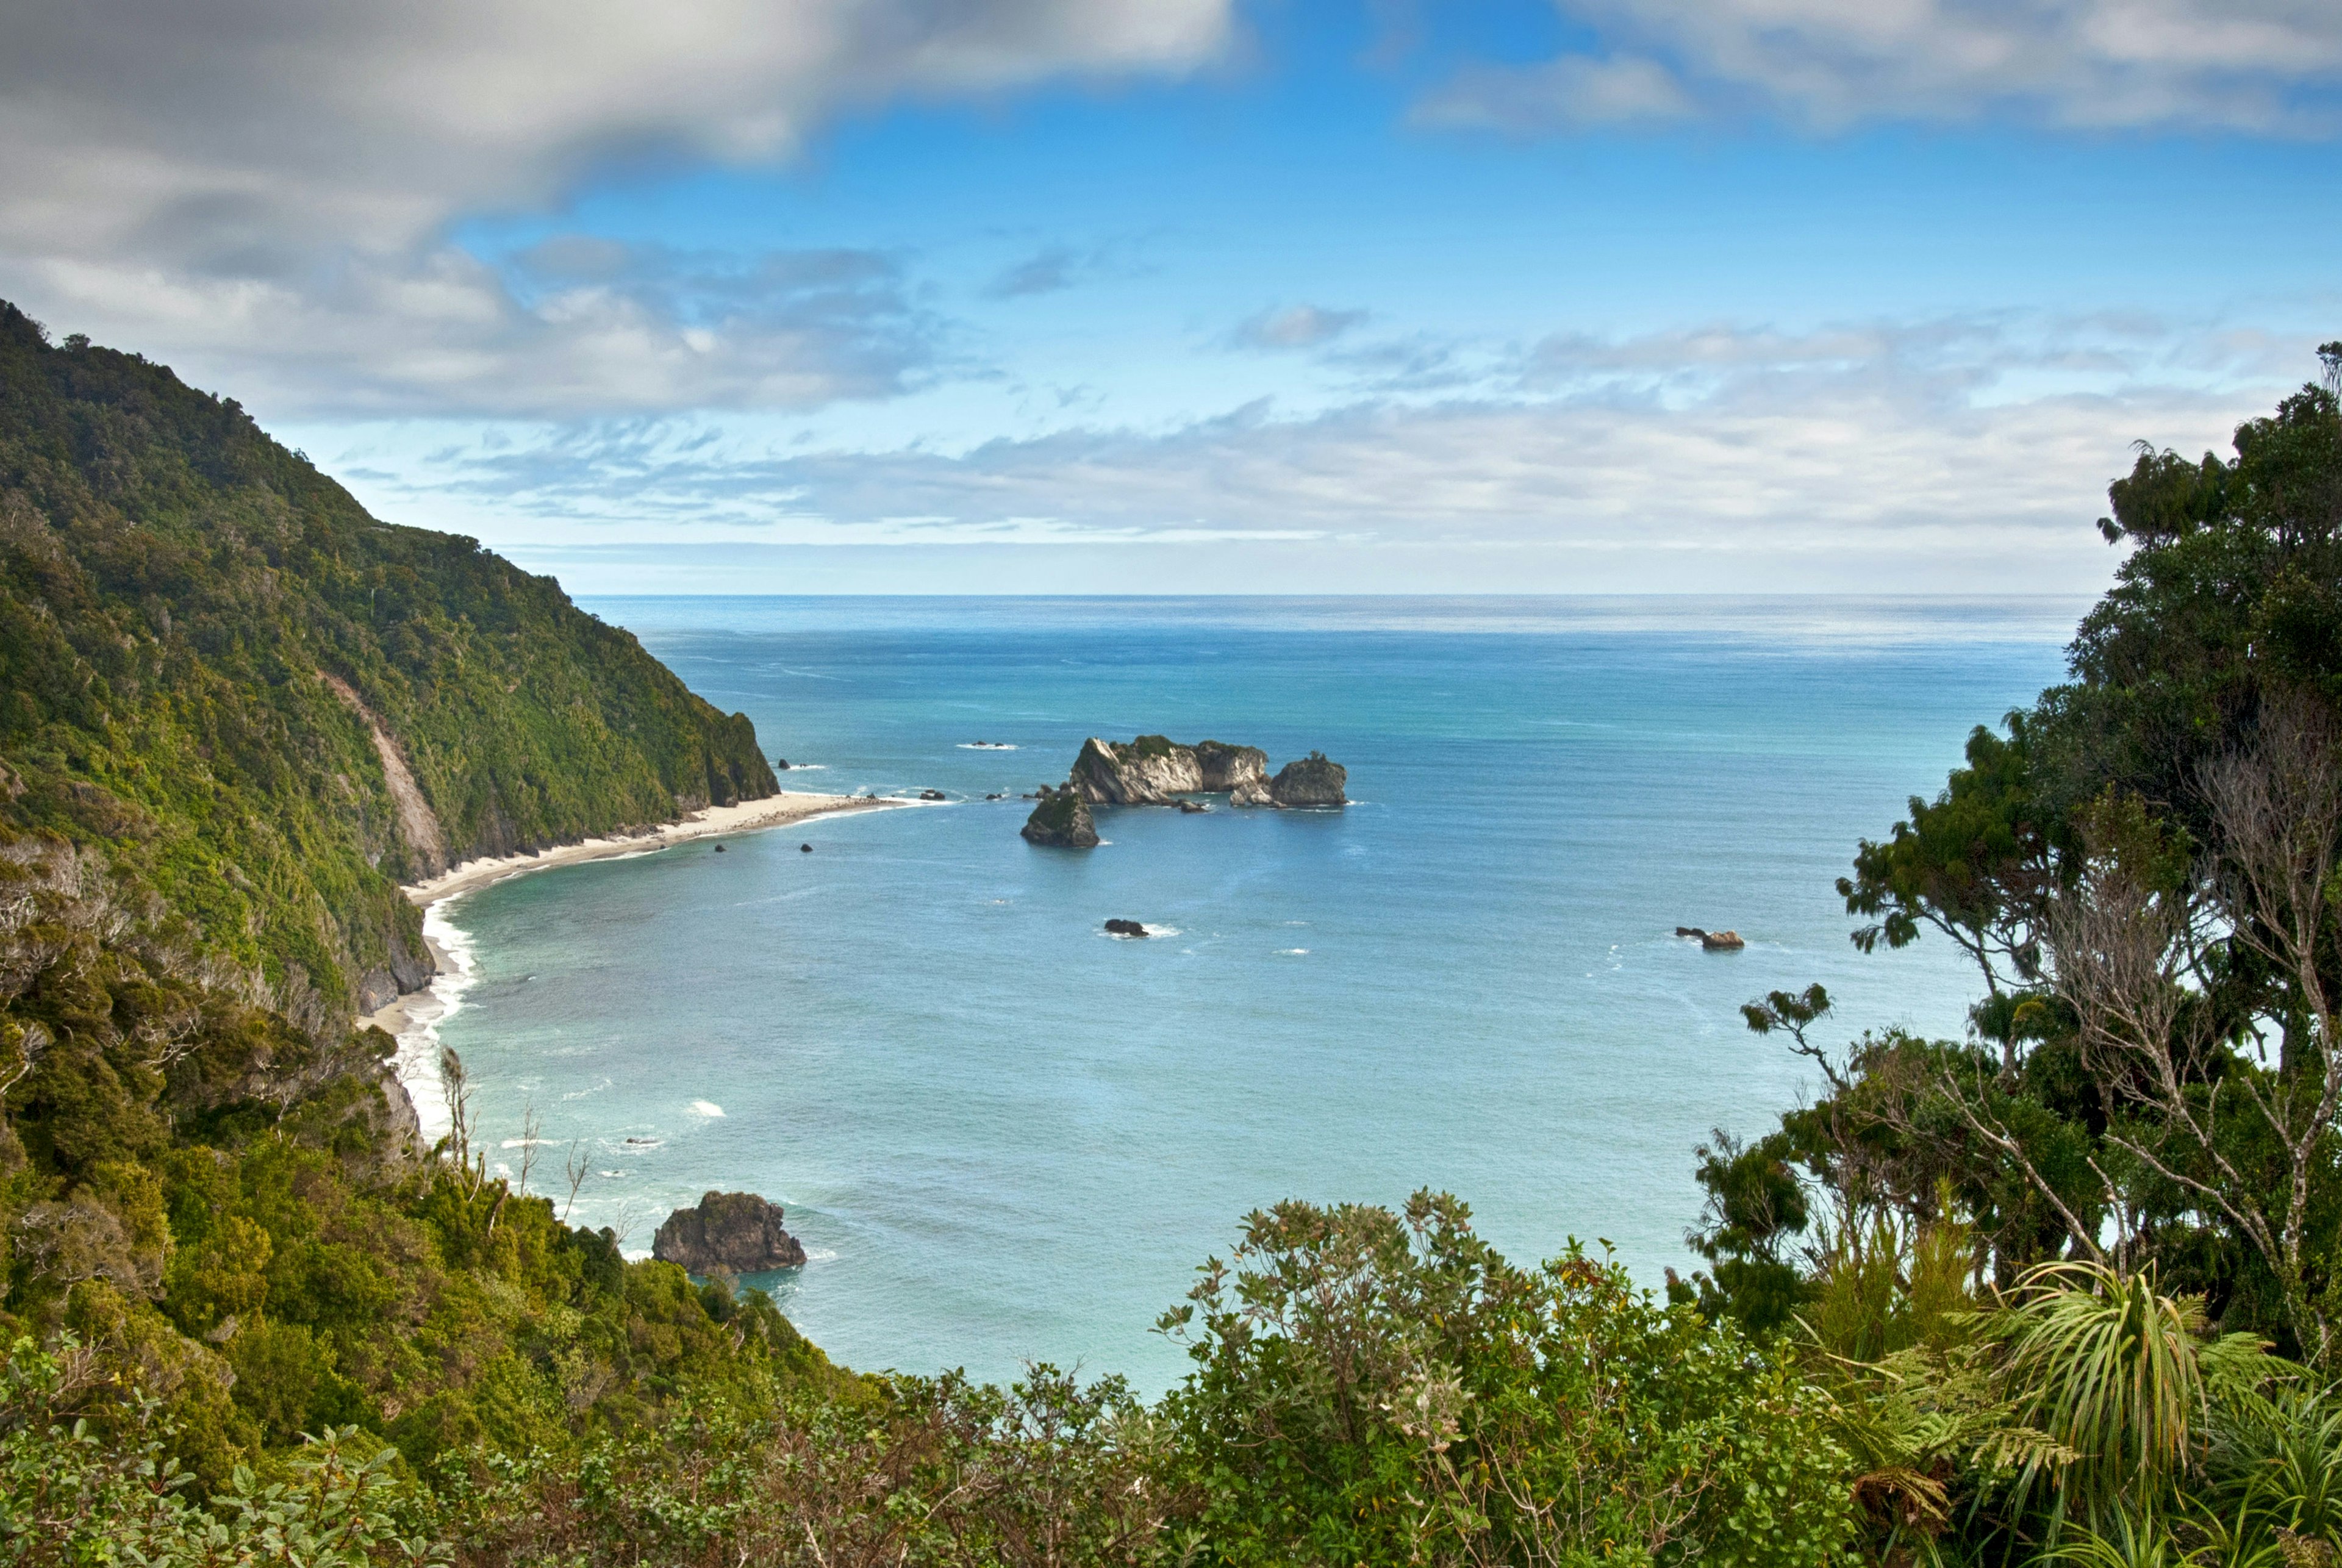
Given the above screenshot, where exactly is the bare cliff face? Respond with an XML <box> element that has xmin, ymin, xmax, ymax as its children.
<box><xmin>1195</xmin><ymin>741</ymin><xmax>1269</xmax><ymax>793</ymax></box>
<box><xmin>1070</xmin><ymin>736</ymin><xmax>1273</xmax><ymax>805</ymax></box>
<box><xmin>1069</xmin><ymin>736</ymin><xmax>1198</xmax><ymax>803</ymax></box>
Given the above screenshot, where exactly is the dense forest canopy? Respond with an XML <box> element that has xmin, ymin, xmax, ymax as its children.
<box><xmin>5</xmin><ymin>310</ymin><xmax>2342</xmax><ymax>1565</ymax></box>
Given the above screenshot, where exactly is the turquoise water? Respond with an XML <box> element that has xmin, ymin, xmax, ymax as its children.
<box><xmin>432</xmin><ymin>596</ymin><xmax>2078</xmax><ymax>1390</ymax></box>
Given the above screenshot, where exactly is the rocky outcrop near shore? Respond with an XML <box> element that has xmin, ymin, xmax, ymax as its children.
<box><xmin>1269</xmin><ymin>751</ymin><xmax>1348</xmax><ymax>807</ymax></box>
<box><xmin>653</xmin><ymin>1191</ymin><xmax>808</xmax><ymax>1273</ymax></box>
<box><xmin>1020</xmin><ymin>786</ymin><xmax>1100</xmax><ymax>847</ymax></box>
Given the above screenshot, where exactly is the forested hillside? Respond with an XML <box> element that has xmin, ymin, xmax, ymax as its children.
<box><xmin>0</xmin><ymin>299</ymin><xmax>774</xmax><ymax>1029</ymax></box>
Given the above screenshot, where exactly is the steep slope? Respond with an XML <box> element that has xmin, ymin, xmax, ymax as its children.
<box><xmin>0</xmin><ymin>302</ymin><xmax>776</xmax><ymax>1026</ymax></box>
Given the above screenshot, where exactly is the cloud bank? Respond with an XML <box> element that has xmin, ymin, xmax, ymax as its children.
<box><xmin>1422</xmin><ymin>0</ymin><xmax>2342</xmax><ymax>132</ymax></box>
<box><xmin>330</xmin><ymin>315</ymin><xmax>2291</xmax><ymax>593</ymax></box>
<box><xmin>0</xmin><ymin>0</ymin><xmax>1234</xmax><ymax>416</ymax></box>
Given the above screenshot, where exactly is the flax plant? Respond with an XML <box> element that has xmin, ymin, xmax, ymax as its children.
<box><xmin>1993</xmin><ymin>1262</ymin><xmax>2270</xmax><ymax>1530</ymax></box>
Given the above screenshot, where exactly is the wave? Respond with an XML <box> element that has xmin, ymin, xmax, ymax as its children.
<box><xmin>690</xmin><ymin>1100</ymin><xmax>726</xmax><ymax>1117</ymax></box>
<box><xmin>387</xmin><ymin>896</ymin><xmax>484</xmax><ymax>1145</ymax></box>
<box><xmin>1278</xmin><ymin>948</ymin><xmax>1310</xmax><ymax>956</ymax></box>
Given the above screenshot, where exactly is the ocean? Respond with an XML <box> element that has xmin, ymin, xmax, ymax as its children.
<box><xmin>425</xmin><ymin>595</ymin><xmax>2079</xmax><ymax>1391</ymax></box>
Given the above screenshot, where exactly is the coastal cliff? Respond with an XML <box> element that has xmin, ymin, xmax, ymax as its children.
<box><xmin>0</xmin><ymin>300</ymin><xmax>779</xmax><ymax>1031</ymax></box>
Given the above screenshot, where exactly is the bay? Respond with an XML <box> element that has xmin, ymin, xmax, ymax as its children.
<box><xmin>434</xmin><ymin>595</ymin><xmax>2079</xmax><ymax>1390</ymax></box>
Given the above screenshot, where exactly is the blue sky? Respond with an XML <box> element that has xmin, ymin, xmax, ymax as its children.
<box><xmin>4</xmin><ymin>0</ymin><xmax>2338</xmax><ymax>592</ymax></box>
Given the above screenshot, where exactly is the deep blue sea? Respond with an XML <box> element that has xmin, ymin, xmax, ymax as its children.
<box><xmin>426</xmin><ymin>596</ymin><xmax>2079</xmax><ymax>1391</ymax></box>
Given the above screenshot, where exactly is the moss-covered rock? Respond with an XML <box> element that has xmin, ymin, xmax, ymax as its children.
<box><xmin>1020</xmin><ymin>786</ymin><xmax>1098</xmax><ymax>847</ymax></box>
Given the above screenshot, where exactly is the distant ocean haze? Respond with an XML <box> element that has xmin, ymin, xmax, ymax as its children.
<box><xmin>427</xmin><ymin>595</ymin><xmax>2079</xmax><ymax>1390</ymax></box>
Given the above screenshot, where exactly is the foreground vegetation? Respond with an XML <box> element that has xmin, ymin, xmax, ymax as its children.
<box><xmin>4</xmin><ymin>308</ymin><xmax>2342</xmax><ymax>1563</ymax></box>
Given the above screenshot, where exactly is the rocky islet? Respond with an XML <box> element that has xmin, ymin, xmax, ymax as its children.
<box><xmin>1020</xmin><ymin>735</ymin><xmax>1347</xmax><ymax>846</ymax></box>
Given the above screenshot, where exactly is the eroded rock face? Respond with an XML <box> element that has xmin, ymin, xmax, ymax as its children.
<box><xmin>1194</xmin><ymin>740</ymin><xmax>1269</xmax><ymax>793</ymax></box>
<box><xmin>1270</xmin><ymin>751</ymin><xmax>1348</xmax><ymax>807</ymax></box>
<box><xmin>1069</xmin><ymin>736</ymin><xmax>1201</xmax><ymax>804</ymax></box>
<box><xmin>1020</xmin><ymin>786</ymin><xmax>1100</xmax><ymax>847</ymax></box>
<box><xmin>653</xmin><ymin>1191</ymin><xmax>808</xmax><ymax>1274</ymax></box>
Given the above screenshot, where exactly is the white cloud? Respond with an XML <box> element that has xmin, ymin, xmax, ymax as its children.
<box><xmin>0</xmin><ymin>0</ymin><xmax>1234</xmax><ymax>415</ymax></box>
<box><xmin>318</xmin><ymin>314</ymin><xmax>2302</xmax><ymax>593</ymax></box>
<box><xmin>1420</xmin><ymin>0</ymin><xmax>2342</xmax><ymax>132</ymax></box>
<box><xmin>1231</xmin><ymin>305</ymin><xmax>1373</xmax><ymax>351</ymax></box>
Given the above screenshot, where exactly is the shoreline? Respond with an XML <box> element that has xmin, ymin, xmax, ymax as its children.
<box><xmin>395</xmin><ymin>789</ymin><xmax>904</xmax><ymax>912</ymax></box>
<box><xmin>357</xmin><ymin>790</ymin><xmax>907</xmax><ymax>1137</ymax></box>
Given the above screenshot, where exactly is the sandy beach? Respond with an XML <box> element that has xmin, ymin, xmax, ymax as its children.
<box><xmin>398</xmin><ymin>789</ymin><xmax>901</xmax><ymax>909</ymax></box>
<box><xmin>357</xmin><ymin>789</ymin><xmax>900</xmax><ymax>1044</ymax></box>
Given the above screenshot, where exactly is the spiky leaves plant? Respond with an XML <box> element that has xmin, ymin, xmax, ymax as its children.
<box><xmin>1994</xmin><ymin>1261</ymin><xmax>2271</xmax><ymax>1528</ymax></box>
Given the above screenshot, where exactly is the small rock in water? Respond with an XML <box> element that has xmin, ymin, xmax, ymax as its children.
<box><xmin>1178</xmin><ymin>799</ymin><xmax>1209</xmax><ymax>814</ymax></box>
<box><xmin>1700</xmin><ymin>929</ymin><xmax>1746</xmax><ymax>951</ymax></box>
<box><xmin>713</xmin><ymin>843</ymin><xmax>726</xmax><ymax>853</ymax></box>
<box><xmin>654</xmin><ymin>1190</ymin><xmax>808</xmax><ymax>1273</ymax></box>
<box><xmin>1675</xmin><ymin>926</ymin><xmax>1705</xmax><ymax>938</ymax></box>
<box><xmin>800</xmin><ymin>842</ymin><xmax>812</xmax><ymax>853</ymax></box>
<box><xmin>1104</xmin><ymin>918</ymin><xmax>1148</xmax><ymax>937</ymax></box>
<box><xmin>920</xmin><ymin>789</ymin><xmax>947</xmax><ymax>801</ymax></box>
<box><xmin>775</xmin><ymin>758</ymin><xmax>790</xmax><ymax>770</ymax></box>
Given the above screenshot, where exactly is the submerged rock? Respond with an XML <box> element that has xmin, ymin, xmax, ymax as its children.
<box><xmin>653</xmin><ymin>1190</ymin><xmax>807</xmax><ymax>1273</ymax></box>
<box><xmin>1104</xmin><ymin>918</ymin><xmax>1147</xmax><ymax>936</ymax></box>
<box><xmin>1269</xmin><ymin>751</ymin><xmax>1348</xmax><ymax>807</ymax></box>
<box><xmin>1178</xmin><ymin>799</ymin><xmax>1209</xmax><ymax>814</ymax></box>
<box><xmin>1021</xmin><ymin>786</ymin><xmax>1100</xmax><ymax>848</ymax></box>
<box><xmin>919</xmin><ymin>789</ymin><xmax>947</xmax><ymax>801</ymax></box>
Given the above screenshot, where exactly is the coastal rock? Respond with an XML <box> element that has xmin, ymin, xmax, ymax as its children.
<box><xmin>1228</xmin><ymin>776</ymin><xmax>1273</xmax><ymax>807</ymax></box>
<box><xmin>1194</xmin><ymin>740</ymin><xmax>1270</xmax><ymax>794</ymax></box>
<box><xmin>1069</xmin><ymin>735</ymin><xmax>1203</xmax><ymax>804</ymax></box>
<box><xmin>1104</xmin><ymin>918</ymin><xmax>1147</xmax><ymax>936</ymax></box>
<box><xmin>1020</xmin><ymin>786</ymin><xmax>1100</xmax><ymax>848</ymax></box>
<box><xmin>1269</xmin><ymin>751</ymin><xmax>1348</xmax><ymax>807</ymax></box>
<box><xmin>652</xmin><ymin>1190</ymin><xmax>808</xmax><ymax>1273</ymax></box>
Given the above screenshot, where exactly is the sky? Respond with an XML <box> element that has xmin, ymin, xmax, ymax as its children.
<box><xmin>2</xmin><ymin>0</ymin><xmax>2338</xmax><ymax>594</ymax></box>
